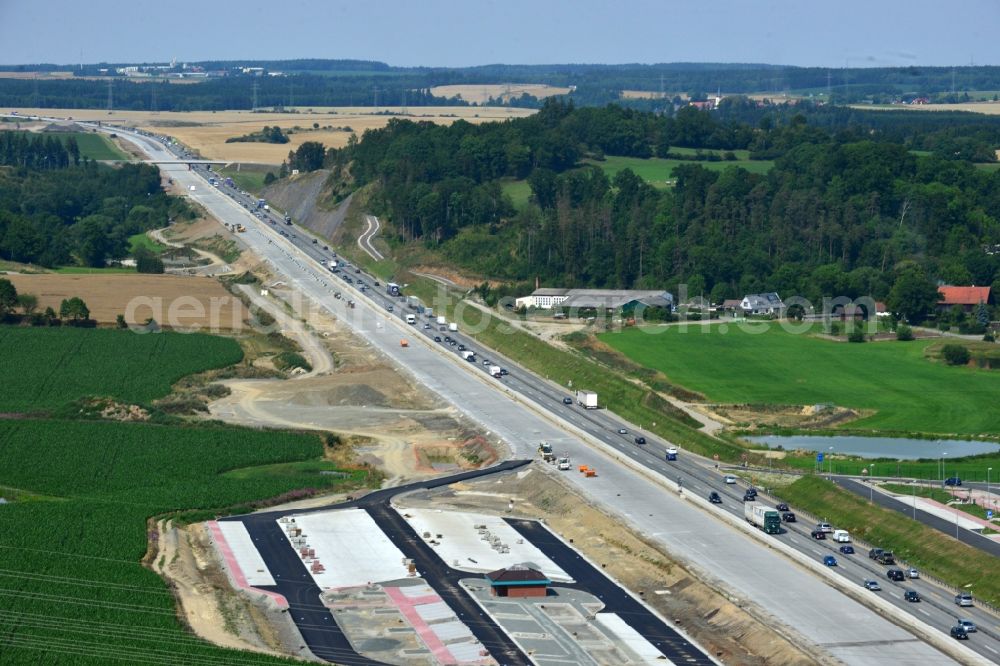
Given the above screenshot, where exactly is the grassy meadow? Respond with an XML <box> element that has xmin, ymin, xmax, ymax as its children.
<box><xmin>600</xmin><ymin>323</ymin><xmax>1000</xmax><ymax>435</ymax></box>
<box><xmin>588</xmin><ymin>151</ymin><xmax>774</xmax><ymax>188</ymax></box>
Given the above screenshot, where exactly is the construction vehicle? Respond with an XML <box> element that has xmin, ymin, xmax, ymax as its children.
<box><xmin>235</xmin><ymin>224</ymin><xmax>246</xmax><ymax>233</ymax></box>
<box><xmin>538</xmin><ymin>441</ymin><xmax>555</xmax><ymax>462</ymax></box>
<box><xmin>400</xmin><ymin>339</ymin><xmax>409</xmax><ymax>348</ymax></box>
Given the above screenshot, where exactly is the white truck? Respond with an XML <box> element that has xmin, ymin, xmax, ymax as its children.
<box><xmin>557</xmin><ymin>457</ymin><xmax>571</xmax><ymax>470</ymax></box>
<box><xmin>460</xmin><ymin>350</ymin><xmax>475</xmax><ymax>361</ymax></box>
<box><xmin>833</xmin><ymin>529</ymin><xmax>851</xmax><ymax>543</ymax></box>
<box><xmin>437</xmin><ymin>315</ymin><xmax>447</xmax><ymax>328</ymax></box>
<box><xmin>489</xmin><ymin>365</ymin><xmax>502</xmax><ymax>378</ymax></box>
<box><xmin>448</xmin><ymin>322</ymin><xmax>458</xmax><ymax>332</ymax></box>
<box><xmin>405</xmin><ymin>314</ymin><xmax>416</xmax><ymax>325</ymax></box>
<box><xmin>576</xmin><ymin>390</ymin><xmax>598</xmax><ymax>409</ymax></box>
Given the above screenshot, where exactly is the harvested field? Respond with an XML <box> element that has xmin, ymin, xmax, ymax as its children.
<box><xmin>429</xmin><ymin>84</ymin><xmax>571</xmax><ymax>105</ymax></box>
<box><xmin>620</xmin><ymin>90</ymin><xmax>681</xmax><ymax>100</ymax></box>
<box><xmin>6</xmin><ymin>273</ymin><xmax>247</xmax><ymax>330</ymax></box>
<box><xmin>862</xmin><ymin>102</ymin><xmax>1000</xmax><ymax>115</ymax></box>
<box><xmin>0</xmin><ymin>106</ymin><xmax>537</xmax><ymax>164</ymax></box>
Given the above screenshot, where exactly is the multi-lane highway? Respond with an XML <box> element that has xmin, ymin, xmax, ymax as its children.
<box><xmin>94</xmin><ymin>121</ymin><xmax>996</xmax><ymax>665</ymax></box>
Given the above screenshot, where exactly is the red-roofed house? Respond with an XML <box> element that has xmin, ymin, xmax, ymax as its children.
<box><xmin>937</xmin><ymin>286</ymin><xmax>991</xmax><ymax>313</ymax></box>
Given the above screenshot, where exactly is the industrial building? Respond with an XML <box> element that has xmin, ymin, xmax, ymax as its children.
<box><xmin>515</xmin><ymin>288</ymin><xmax>673</xmax><ymax>314</ymax></box>
<box><xmin>485</xmin><ymin>566</ymin><xmax>551</xmax><ymax>598</ymax></box>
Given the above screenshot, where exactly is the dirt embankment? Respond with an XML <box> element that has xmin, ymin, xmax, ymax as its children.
<box><xmin>260</xmin><ymin>169</ymin><xmax>352</xmax><ymax>242</ymax></box>
<box><xmin>401</xmin><ymin>467</ymin><xmax>833</xmax><ymax>665</ymax></box>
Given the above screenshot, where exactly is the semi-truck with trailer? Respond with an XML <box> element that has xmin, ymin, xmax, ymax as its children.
<box><xmin>576</xmin><ymin>390</ymin><xmax>598</xmax><ymax>409</ymax></box>
<box><xmin>386</xmin><ymin>282</ymin><xmax>401</xmax><ymax>297</ymax></box>
<box><xmin>744</xmin><ymin>504</ymin><xmax>781</xmax><ymax>534</ymax></box>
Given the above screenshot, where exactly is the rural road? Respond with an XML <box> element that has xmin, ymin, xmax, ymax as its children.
<box><xmin>358</xmin><ymin>215</ymin><xmax>384</xmax><ymax>261</ymax></box>
<box><xmin>235</xmin><ymin>284</ymin><xmax>335</xmax><ymax>376</ymax></box>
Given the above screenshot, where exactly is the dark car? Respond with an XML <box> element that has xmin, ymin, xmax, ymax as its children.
<box><xmin>745</xmin><ymin>487</ymin><xmax>758</xmax><ymax>498</ymax></box>
<box><xmin>562</xmin><ymin>397</ymin><xmax>573</xmax><ymax>405</ymax></box>
<box><xmin>782</xmin><ymin>512</ymin><xmax>796</xmax><ymax>523</ymax></box>
<box><xmin>944</xmin><ymin>477</ymin><xmax>963</xmax><ymax>487</ymax></box>
<box><xmin>904</xmin><ymin>589</ymin><xmax>921</xmax><ymax>602</ymax></box>
<box><xmin>457</xmin><ymin>344</ymin><xmax>466</xmax><ymax>351</ymax></box>
<box><xmin>868</xmin><ymin>548</ymin><xmax>884</xmax><ymax>560</ymax></box>
<box><xmin>634</xmin><ymin>436</ymin><xmax>646</xmax><ymax>445</ymax></box>
<box><xmin>811</xmin><ymin>530</ymin><xmax>826</xmax><ymax>540</ymax></box>
<box><xmin>887</xmin><ymin>568</ymin><xmax>905</xmax><ymax>581</ymax></box>
<box><xmin>950</xmin><ymin>625</ymin><xmax>969</xmax><ymax>640</ymax></box>
<box><xmin>839</xmin><ymin>545</ymin><xmax>855</xmax><ymax>555</ymax></box>
<box><xmin>776</xmin><ymin>503</ymin><xmax>789</xmax><ymax>511</ymax></box>
<box><xmin>312</xmin><ymin>238</ymin><xmax>317</xmax><ymax>244</ymax></box>
<box><xmin>499</xmin><ymin>368</ymin><xmax>509</xmax><ymax>376</ymax></box>
<box><xmin>433</xmin><ymin>336</ymin><xmax>441</xmax><ymax>342</ymax></box>
<box><xmin>743</xmin><ymin>492</ymin><xmax>756</xmax><ymax>502</ymax></box>
<box><xmin>708</xmin><ymin>491</ymin><xmax>722</xmax><ymax>504</ymax></box>
<box><xmin>373</xmin><ymin>280</ymin><xmax>380</xmax><ymax>286</ymax></box>
<box><xmin>823</xmin><ymin>555</ymin><xmax>837</xmax><ymax>567</ymax></box>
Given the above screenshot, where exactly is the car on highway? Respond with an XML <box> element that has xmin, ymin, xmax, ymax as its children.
<box><xmin>617</xmin><ymin>428</ymin><xmax>628</xmax><ymax>434</ymax></box>
<box><xmin>950</xmin><ymin>625</ymin><xmax>969</xmax><ymax>640</ymax></box>
<box><xmin>907</xmin><ymin>567</ymin><xmax>919</xmax><ymax>579</ymax></box>
<box><xmin>862</xmin><ymin>579</ymin><xmax>882</xmax><ymax>591</ymax></box>
<box><xmin>708</xmin><ymin>491</ymin><xmax>722</xmax><ymax>503</ymax></box>
<box><xmin>743</xmin><ymin>491</ymin><xmax>756</xmax><ymax>502</ymax></box>
<box><xmin>823</xmin><ymin>555</ymin><xmax>837</xmax><ymax>567</ymax></box>
<box><xmin>868</xmin><ymin>548</ymin><xmax>884</xmax><ymax>560</ymax></box>
<box><xmin>562</xmin><ymin>397</ymin><xmax>573</xmax><ymax>405</ymax></box>
<box><xmin>634</xmin><ymin>436</ymin><xmax>646</xmax><ymax>445</ymax></box>
<box><xmin>903</xmin><ymin>589</ymin><xmax>920</xmax><ymax>602</ymax></box>
<box><xmin>944</xmin><ymin>477</ymin><xmax>963</xmax><ymax>486</ymax></box>
<box><xmin>810</xmin><ymin>530</ymin><xmax>826</xmax><ymax>540</ymax></box>
<box><xmin>776</xmin><ymin>503</ymin><xmax>789</xmax><ymax>511</ymax></box>
<box><xmin>782</xmin><ymin>511</ymin><xmax>796</xmax><ymax>522</ymax></box>
<box><xmin>955</xmin><ymin>592</ymin><xmax>974</xmax><ymax>607</ymax></box>
<box><xmin>839</xmin><ymin>545</ymin><xmax>854</xmax><ymax>554</ymax></box>
<box><xmin>724</xmin><ymin>475</ymin><xmax>737</xmax><ymax>484</ymax></box>
<box><xmin>386</xmin><ymin>305</ymin><xmax>394</xmax><ymax>312</ymax></box>
<box><xmin>423</xmin><ymin>323</ymin><xmax>431</xmax><ymax>329</ymax></box>
<box><xmin>957</xmin><ymin>619</ymin><xmax>977</xmax><ymax>633</ymax></box>
<box><xmin>745</xmin><ymin>487</ymin><xmax>757</xmax><ymax>498</ymax></box>
<box><xmin>444</xmin><ymin>335</ymin><xmax>452</xmax><ymax>343</ymax></box>
<box><xmin>457</xmin><ymin>344</ymin><xmax>466</xmax><ymax>351</ymax></box>
<box><xmin>482</xmin><ymin>359</ymin><xmax>491</xmax><ymax>366</ymax></box>
<box><xmin>886</xmin><ymin>568</ymin><xmax>904</xmax><ymax>581</ymax></box>
<box><xmin>448</xmin><ymin>340</ymin><xmax>457</xmax><ymax>346</ymax></box>
<box><xmin>312</xmin><ymin>238</ymin><xmax>317</xmax><ymax>244</ymax></box>
<box><xmin>433</xmin><ymin>336</ymin><xmax>441</xmax><ymax>342</ymax></box>
<box><xmin>816</xmin><ymin>522</ymin><xmax>833</xmax><ymax>533</ymax></box>
<box><xmin>500</xmin><ymin>368</ymin><xmax>509</xmax><ymax>376</ymax></box>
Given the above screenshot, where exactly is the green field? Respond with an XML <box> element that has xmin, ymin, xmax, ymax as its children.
<box><xmin>588</xmin><ymin>153</ymin><xmax>774</xmax><ymax>188</ymax></box>
<box><xmin>0</xmin><ymin>419</ymin><xmax>371</xmax><ymax>665</ymax></box>
<box><xmin>0</xmin><ymin>326</ymin><xmax>374</xmax><ymax>664</ymax></box>
<box><xmin>128</xmin><ymin>231</ymin><xmax>168</xmax><ymax>255</ymax></box>
<box><xmin>600</xmin><ymin>324</ymin><xmax>1000</xmax><ymax>435</ymax></box>
<box><xmin>18</xmin><ymin>130</ymin><xmax>129</xmax><ymax>161</ymax></box>
<box><xmin>0</xmin><ymin>327</ymin><xmax>243</xmax><ymax>412</ymax></box>
<box><xmin>500</xmin><ymin>178</ymin><xmax>532</xmax><ymax>209</ymax></box>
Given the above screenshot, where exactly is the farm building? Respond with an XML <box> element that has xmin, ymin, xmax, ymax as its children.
<box><xmin>485</xmin><ymin>566</ymin><xmax>551</xmax><ymax>598</ymax></box>
<box><xmin>740</xmin><ymin>292</ymin><xmax>785</xmax><ymax>316</ymax></box>
<box><xmin>516</xmin><ymin>288</ymin><xmax>673</xmax><ymax>314</ymax></box>
<box><xmin>937</xmin><ymin>285</ymin><xmax>991</xmax><ymax>313</ymax></box>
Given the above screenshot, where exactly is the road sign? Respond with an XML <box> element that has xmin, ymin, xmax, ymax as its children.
<box><xmin>988</xmin><ymin>510</ymin><xmax>994</xmax><ymax>520</ymax></box>
<box><xmin>817</xmin><ymin>453</ymin><xmax>824</xmax><ymax>463</ymax></box>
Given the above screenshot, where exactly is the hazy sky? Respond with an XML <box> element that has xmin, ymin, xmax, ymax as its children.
<box><xmin>0</xmin><ymin>0</ymin><xmax>995</xmax><ymax>68</ymax></box>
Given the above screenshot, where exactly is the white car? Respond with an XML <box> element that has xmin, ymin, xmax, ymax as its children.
<box><xmin>907</xmin><ymin>567</ymin><xmax>919</xmax><ymax>579</ymax></box>
<box><xmin>557</xmin><ymin>457</ymin><xmax>571</xmax><ymax>471</ymax></box>
<box><xmin>724</xmin><ymin>475</ymin><xmax>737</xmax><ymax>484</ymax></box>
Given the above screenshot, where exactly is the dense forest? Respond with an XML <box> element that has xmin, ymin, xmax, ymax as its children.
<box><xmin>0</xmin><ymin>139</ymin><xmax>188</xmax><ymax>267</ymax></box>
<box><xmin>323</xmin><ymin>99</ymin><xmax>1000</xmax><ymax>320</ymax></box>
<box><xmin>3</xmin><ymin>60</ymin><xmax>1000</xmax><ymax>110</ymax></box>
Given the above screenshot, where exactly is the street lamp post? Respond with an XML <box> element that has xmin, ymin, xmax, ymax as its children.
<box><xmin>988</xmin><ymin>467</ymin><xmax>993</xmax><ymax>514</ymax></box>
<box><xmin>828</xmin><ymin>446</ymin><xmax>834</xmax><ymax>477</ymax></box>
<box><xmin>912</xmin><ymin>480</ymin><xmax>917</xmax><ymax>520</ymax></box>
<box><xmin>870</xmin><ymin>464</ymin><xmax>876</xmax><ymax>503</ymax></box>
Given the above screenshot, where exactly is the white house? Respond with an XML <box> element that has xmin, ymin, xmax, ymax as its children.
<box><xmin>740</xmin><ymin>292</ymin><xmax>785</xmax><ymax>316</ymax></box>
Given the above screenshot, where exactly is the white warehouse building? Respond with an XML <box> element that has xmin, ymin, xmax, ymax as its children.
<box><xmin>516</xmin><ymin>288</ymin><xmax>673</xmax><ymax>313</ymax></box>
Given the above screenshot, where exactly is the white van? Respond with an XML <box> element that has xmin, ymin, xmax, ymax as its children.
<box><xmin>833</xmin><ymin>529</ymin><xmax>851</xmax><ymax>543</ymax></box>
<box><xmin>405</xmin><ymin>314</ymin><xmax>416</xmax><ymax>325</ymax></box>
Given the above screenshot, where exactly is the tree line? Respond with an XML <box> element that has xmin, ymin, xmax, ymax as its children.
<box><xmin>326</xmin><ymin>99</ymin><xmax>1000</xmax><ymax>322</ymax></box>
<box><xmin>0</xmin><ymin>158</ymin><xmax>190</xmax><ymax>268</ymax></box>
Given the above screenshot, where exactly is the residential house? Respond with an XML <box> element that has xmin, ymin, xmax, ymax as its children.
<box><xmin>937</xmin><ymin>286</ymin><xmax>991</xmax><ymax>314</ymax></box>
<box><xmin>740</xmin><ymin>292</ymin><xmax>785</xmax><ymax>316</ymax></box>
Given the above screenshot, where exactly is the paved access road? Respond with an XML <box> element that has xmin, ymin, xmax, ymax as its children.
<box><xmin>94</xmin><ymin>123</ymin><xmax>982</xmax><ymax>665</ymax></box>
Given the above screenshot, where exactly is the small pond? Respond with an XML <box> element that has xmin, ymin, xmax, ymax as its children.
<box><xmin>745</xmin><ymin>435</ymin><xmax>1000</xmax><ymax>460</ymax></box>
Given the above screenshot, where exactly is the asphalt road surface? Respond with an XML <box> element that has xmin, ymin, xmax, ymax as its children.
<box><xmin>89</xmin><ymin>122</ymin><xmax>993</xmax><ymax>665</ymax></box>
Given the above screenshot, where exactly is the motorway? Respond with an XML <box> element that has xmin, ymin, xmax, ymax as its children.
<box><xmin>100</xmin><ymin>123</ymin><xmax>995</xmax><ymax>665</ymax></box>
